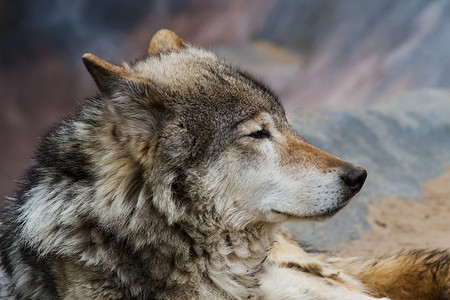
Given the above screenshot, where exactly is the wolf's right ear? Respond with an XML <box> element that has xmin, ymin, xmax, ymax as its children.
<box><xmin>82</xmin><ymin>53</ymin><xmax>128</xmax><ymax>97</ymax></box>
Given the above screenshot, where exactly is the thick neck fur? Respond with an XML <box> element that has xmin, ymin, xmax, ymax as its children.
<box><xmin>90</xmin><ymin>146</ymin><xmax>277</xmax><ymax>298</ymax></box>
<box><xmin>16</xmin><ymin>100</ymin><xmax>277</xmax><ymax>299</ymax></box>
<box><xmin>183</xmin><ymin>216</ymin><xmax>277</xmax><ymax>299</ymax></box>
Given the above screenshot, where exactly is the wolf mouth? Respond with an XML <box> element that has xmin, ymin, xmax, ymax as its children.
<box><xmin>271</xmin><ymin>199</ymin><xmax>351</xmax><ymax>220</ymax></box>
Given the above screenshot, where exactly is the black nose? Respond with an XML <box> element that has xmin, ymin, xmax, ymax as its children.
<box><xmin>341</xmin><ymin>166</ymin><xmax>367</xmax><ymax>194</ymax></box>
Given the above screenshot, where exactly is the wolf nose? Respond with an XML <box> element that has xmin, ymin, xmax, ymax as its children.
<box><xmin>341</xmin><ymin>166</ymin><xmax>367</xmax><ymax>193</ymax></box>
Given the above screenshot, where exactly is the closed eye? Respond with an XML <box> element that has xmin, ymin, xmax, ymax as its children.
<box><xmin>247</xmin><ymin>129</ymin><xmax>271</xmax><ymax>139</ymax></box>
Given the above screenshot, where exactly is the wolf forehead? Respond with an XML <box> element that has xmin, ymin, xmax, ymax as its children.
<box><xmin>150</xmin><ymin>52</ymin><xmax>279</xmax><ymax>111</ymax></box>
<box><xmin>134</xmin><ymin>49</ymin><xmax>284</xmax><ymax>123</ymax></box>
<box><xmin>83</xmin><ymin>31</ymin><xmax>285</xmax><ymax>132</ymax></box>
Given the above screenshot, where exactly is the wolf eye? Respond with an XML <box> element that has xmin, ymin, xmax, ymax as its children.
<box><xmin>247</xmin><ymin>129</ymin><xmax>271</xmax><ymax>139</ymax></box>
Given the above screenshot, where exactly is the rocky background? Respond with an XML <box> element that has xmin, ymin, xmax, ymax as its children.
<box><xmin>1</xmin><ymin>0</ymin><xmax>449</xmax><ymax>260</ymax></box>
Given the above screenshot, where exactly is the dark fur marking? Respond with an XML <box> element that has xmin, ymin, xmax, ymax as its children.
<box><xmin>37</xmin><ymin>126</ymin><xmax>94</xmax><ymax>183</ymax></box>
<box><xmin>419</xmin><ymin>250</ymin><xmax>450</xmax><ymax>295</ymax></box>
<box><xmin>111</xmin><ymin>123</ymin><xmax>120</xmax><ymax>141</ymax></box>
<box><xmin>225</xmin><ymin>234</ymin><xmax>233</xmax><ymax>248</ymax></box>
<box><xmin>125</xmin><ymin>168</ymin><xmax>144</xmax><ymax>205</ymax></box>
<box><xmin>281</xmin><ymin>261</ymin><xmax>330</xmax><ymax>279</ymax></box>
<box><xmin>2</xmin><ymin>244</ymin><xmax>60</xmax><ymax>298</ymax></box>
<box><xmin>171</xmin><ymin>169</ymin><xmax>192</xmax><ymax>209</ymax></box>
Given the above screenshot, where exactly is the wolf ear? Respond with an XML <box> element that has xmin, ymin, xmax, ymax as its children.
<box><xmin>148</xmin><ymin>29</ymin><xmax>187</xmax><ymax>56</ymax></box>
<box><xmin>82</xmin><ymin>53</ymin><xmax>128</xmax><ymax>97</ymax></box>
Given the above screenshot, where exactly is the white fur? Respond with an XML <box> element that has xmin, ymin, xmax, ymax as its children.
<box><xmin>261</xmin><ymin>264</ymin><xmax>390</xmax><ymax>300</ymax></box>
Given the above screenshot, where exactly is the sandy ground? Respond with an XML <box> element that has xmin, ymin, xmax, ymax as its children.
<box><xmin>335</xmin><ymin>168</ymin><xmax>450</xmax><ymax>257</ymax></box>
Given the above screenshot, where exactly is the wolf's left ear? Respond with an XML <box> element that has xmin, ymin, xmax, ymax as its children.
<box><xmin>148</xmin><ymin>29</ymin><xmax>187</xmax><ymax>56</ymax></box>
<box><xmin>82</xmin><ymin>53</ymin><xmax>129</xmax><ymax>97</ymax></box>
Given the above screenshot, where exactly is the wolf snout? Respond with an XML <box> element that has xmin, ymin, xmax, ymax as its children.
<box><xmin>340</xmin><ymin>166</ymin><xmax>367</xmax><ymax>194</ymax></box>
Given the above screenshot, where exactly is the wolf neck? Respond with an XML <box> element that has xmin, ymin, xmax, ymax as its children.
<box><xmin>92</xmin><ymin>164</ymin><xmax>276</xmax><ymax>298</ymax></box>
<box><xmin>77</xmin><ymin>153</ymin><xmax>273</xmax><ymax>298</ymax></box>
<box><xmin>185</xmin><ymin>218</ymin><xmax>277</xmax><ymax>299</ymax></box>
<box><xmin>91</xmin><ymin>152</ymin><xmax>276</xmax><ymax>298</ymax></box>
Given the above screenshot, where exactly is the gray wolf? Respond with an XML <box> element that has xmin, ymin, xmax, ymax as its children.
<box><xmin>0</xmin><ymin>29</ymin><xmax>448</xmax><ymax>299</ymax></box>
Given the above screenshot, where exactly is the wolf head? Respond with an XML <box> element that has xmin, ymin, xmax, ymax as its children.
<box><xmin>83</xmin><ymin>30</ymin><xmax>366</xmax><ymax>228</ymax></box>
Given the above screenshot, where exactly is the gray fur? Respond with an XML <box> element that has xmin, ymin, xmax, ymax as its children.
<box><xmin>2</xmin><ymin>30</ymin><xmax>447</xmax><ymax>300</ymax></box>
<box><xmin>0</xmin><ymin>32</ymin><xmax>285</xmax><ymax>299</ymax></box>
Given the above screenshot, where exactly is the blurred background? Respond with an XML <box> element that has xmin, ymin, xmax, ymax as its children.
<box><xmin>1</xmin><ymin>0</ymin><xmax>449</xmax><ymax>253</ymax></box>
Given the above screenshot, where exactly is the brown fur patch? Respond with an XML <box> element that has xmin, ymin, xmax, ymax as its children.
<box><xmin>82</xmin><ymin>53</ymin><xmax>130</xmax><ymax>97</ymax></box>
<box><xmin>336</xmin><ymin>249</ymin><xmax>450</xmax><ymax>299</ymax></box>
<box><xmin>148</xmin><ymin>29</ymin><xmax>187</xmax><ymax>56</ymax></box>
<box><xmin>279</xmin><ymin>134</ymin><xmax>348</xmax><ymax>171</ymax></box>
